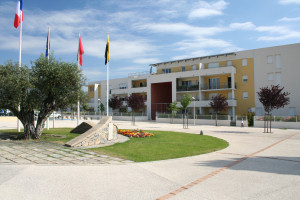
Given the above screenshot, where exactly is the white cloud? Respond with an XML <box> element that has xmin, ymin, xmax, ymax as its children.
<box><xmin>229</xmin><ymin>22</ymin><xmax>256</xmax><ymax>30</ymax></box>
<box><xmin>189</xmin><ymin>0</ymin><xmax>229</xmax><ymax>19</ymax></box>
<box><xmin>135</xmin><ymin>22</ymin><xmax>226</xmax><ymax>37</ymax></box>
<box><xmin>278</xmin><ymin>0</ymin><xmax>300</xmax><ymax>4</ymax></box>
<box><xmin>278</xmin><ymin>17</ymin><xmax>300</xmax><ymax>22</ymax></box>
<box><xmin>133</xmin><ymin>58</ymin><xmax>161</xmax><ymax>64</ymax></box>
<box><xmin>255</xmin><ymin>25</ymin><xmax>300</xmax><ymax>41</ymax></box>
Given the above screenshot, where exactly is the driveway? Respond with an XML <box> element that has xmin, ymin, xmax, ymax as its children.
<box><xmin>0</xmin><ymin>120</ymin><xmax>299</xmax><ymax>200</ymax></box>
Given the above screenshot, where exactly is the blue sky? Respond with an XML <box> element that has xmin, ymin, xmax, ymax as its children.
<box><xmin>1</xmin><ymin>0</ymin><xmax>300</xmax><ymax>83</ymax></box>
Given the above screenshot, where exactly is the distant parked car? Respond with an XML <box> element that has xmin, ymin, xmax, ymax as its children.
<box><xmin>50</xmin><ymin>112</ymin><xmax>61</xmax><ymax>119</ymax></box>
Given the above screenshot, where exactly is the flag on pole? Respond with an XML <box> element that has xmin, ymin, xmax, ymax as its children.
<box><xmin>45</xmin><ymin>27</ymin><xmax>50</xmax><ymax>58</ymax></box>
<box><xmin>77</xmin><ymin>34</ymin><xmax>84</xmax><ymax>66</ymax></box>
<box><xmin>105</xmin><ymin>35</ymin><xmax>110</xmax><ymax>65</ymax></box>
<box><xmin>14</xmin><ymin>0</ymin><xmax>23</xmax><ymax>29</ymax></box>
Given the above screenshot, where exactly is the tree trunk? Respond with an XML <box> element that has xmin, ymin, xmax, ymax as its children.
<box><xmin>215</xmin><ymin>113</ymin><xmax>218</xmax><ymax>126</ymax></box>
<box><xmin>270</xmin><ymin>114</ymin><xmax>272</xmax><ymax>133</ymax></box>
<box><xmin>264</xmin><ymin>114</ymin><xmax>266</xmax><ymax>133</ymax></box>
<box><xmin>21</xmin><ymin>112</ymin><xmax>36</xmax><ymax>140</ymax></box>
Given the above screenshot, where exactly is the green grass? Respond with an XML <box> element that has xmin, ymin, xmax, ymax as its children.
<box><xmin>90</xmin><ymin>130</ymin><xmax>229</xmax><ymax>162</ymax></box>
<box><xmin>0</xmin><ymin>128</ymin><xmax>78</xmax><ymax>144</ymax></box>
<box><xmin>0</xmin><ymin>129</ymin><xmax>229</xmax><ymax>162</ymax></box>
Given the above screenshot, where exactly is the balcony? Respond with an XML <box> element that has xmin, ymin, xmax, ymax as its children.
<box><xmin>201</xmin><ymin>82</ymin><xmax>236</xmax><ymax>91</ymax></box>
<box><xmin>176</xmin><ymin>85</ymin><xmax>199</xmax><ymax>92</ymax></box>
<box><xmin>200</xmin><ymin>66</ymin><xmax>236</xmax><ymax>76</ymax></box>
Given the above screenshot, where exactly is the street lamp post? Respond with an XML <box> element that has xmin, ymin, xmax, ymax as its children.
<box><xmin>98</xmin><ymin>99</ymin><xmax>101</xmax><ymax>120</ymax></box>
<box><xmin>192</xmin><ymin>97</ymin><xmax>196</xmax><ymax>126</ymax></box>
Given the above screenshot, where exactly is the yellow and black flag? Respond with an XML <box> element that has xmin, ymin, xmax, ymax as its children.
<box><xmin>105</xmin><ymin>35</ymin><xmax>110</xmax><ymax>65</ymax></box>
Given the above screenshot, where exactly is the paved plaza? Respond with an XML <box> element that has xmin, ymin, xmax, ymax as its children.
<box><xmin>0</xmin><ymin>120</ymin><xmax>299</xmax><ymax>200</ymax></box>
<box><xmin>0</xmin><ymin>140</ymin><xmax>131</xmax><ymax>165</ymax></box>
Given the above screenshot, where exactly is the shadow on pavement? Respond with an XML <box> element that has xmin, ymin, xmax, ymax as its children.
<box><xmin>194</xmin><ymin>156</ymin><xmax>300</xmax><ymax>176</ymax></box>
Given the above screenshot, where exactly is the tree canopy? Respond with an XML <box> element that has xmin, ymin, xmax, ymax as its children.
<box><xmin>0</xmin><ymin>54</ymin><xmax>86</xmax><ymax>139</ymax></box>
<box><xmin>209</xmin><ymin>94</ymin><xmax>228</xmax><ymax>114</ymax></box>
<box><xmin>257</xmin><ymin>85</ymin><xmax>290</xmax><ymax>114</ymax></box>
<box><xmin>109</xmin><ymin>96</ymin><xmax>122</xmax><ymax>111</ymax></box>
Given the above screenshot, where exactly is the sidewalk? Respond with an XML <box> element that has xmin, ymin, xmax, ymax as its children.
<box><xmin>0</xmin><ymin>120</ymin><xmax>299</xmax><ymax>200</ymax></box>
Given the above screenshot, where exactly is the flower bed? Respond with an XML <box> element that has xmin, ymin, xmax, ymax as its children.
<box><xmin>118</xmin><ymin>129</ymin><xmax>154</xmax><ymax>138</ymax></box>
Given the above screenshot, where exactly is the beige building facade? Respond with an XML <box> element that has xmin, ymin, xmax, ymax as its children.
<box><xmin>87</xmin><ymin>43</ymin><xmax>300</xmax><ymax>120</ymax></box>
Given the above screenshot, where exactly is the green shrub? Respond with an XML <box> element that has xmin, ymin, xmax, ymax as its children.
<box><xmin>247</xmin><ymin>112</ymin><xmax>255</xmax><ymax>127</ymax></box>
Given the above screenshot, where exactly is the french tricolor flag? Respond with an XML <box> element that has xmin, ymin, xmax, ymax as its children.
<box><xmin>14</xmin><ymin>0</ymin><xmax>23</xmax><ymax>29</ymax></box>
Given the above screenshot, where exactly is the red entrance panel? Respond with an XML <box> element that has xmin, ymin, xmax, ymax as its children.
<box><xmin>151</xmin><ymin>82</ymin><xmax>172</xmax><ymax>120</ymax></box>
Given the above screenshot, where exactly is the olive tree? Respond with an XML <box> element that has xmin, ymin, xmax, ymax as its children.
<box><xmin>0</xmin><ymin>54</ymin><xmax>85</xmax><ymax>139</ymax></box>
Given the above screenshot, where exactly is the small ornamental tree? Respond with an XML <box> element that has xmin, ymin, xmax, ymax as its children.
<box><xmin>168</xmin><ymin>101</ymin><xmax>180</xmax><ymax>124</ymax></box>
<box><xmin>257</xmin><ymin>85</ymin><xmax>290</xmax><ymax>133</ymax></box>
<box><xmin>0</xmin><ymin>54</ymin><xmax>85</xmax><ymax>139</ymax></box>
<box><xmin>127</xmin><ymin>94</ymin><xmax>145</xmax><ymax>125</ymax></box>
<box><xmin>180</xmin><ymin>94</ymin><xmax>192</xmax><ymax>128</ymax></box>
<box><xmin>109</xmin><ymin>96</ymin><xmax>122</xmax><ymax>115</ymax></box>
<box><xmin>209</xmin><ymin>94</ymin><xmax>228</xmax><ymax>126</ymax></box>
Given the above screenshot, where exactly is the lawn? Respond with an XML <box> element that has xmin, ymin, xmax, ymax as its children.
<box><xmin>90</xmin><ymin>130</ymin><xmax>229</xmax><ymax>162</ymax></box>
<box><xmin>0</xmin><ymin>129</ymin><xmax>229</xmax><ymax>162</ymax></box>
<box><xmin>0</xmin><ymin>128</ymin><xmax>77</xmax><ymax>144</ymax></box>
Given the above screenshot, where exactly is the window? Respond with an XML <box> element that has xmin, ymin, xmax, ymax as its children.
<box><xmin>242</xmin><ymin>75</ymin><xmax>248</xmax><ymax>82</ymax></box>
<box><xmin>119</xmin><ymin>83</ymin><xmax>127</xmax><ymax>89</ymax></box>
<box><xmin>182</xmin><ymin>81</ymin><xmax>192</xmax><ymax>87</ymax></box>
<box><xmin>209</xmin><ymin>78</ymin><xmax>220</xmax><ymax>89</ymax></box>
<box><xmin>162</xmin><ymin>68</ymin><xmax>171</xmax><ymax>74</ymax></box>
<box><xmin>89</xmin><ymin>87</ymin><xmax>94</xmax><ymax>92</ymax></box>
<box><xmin>140</xmin><ymin>82</ymin><xmax>143</xmax><ymax>87</ymax></box>
<box><xmin>275</xmin><ymin>55</ymin><xmax>281</xmax><ymax>69</ymax></box>
<box><xmin>181</xmin><ymin>66</ymin><xmax>185</xmax><ymax>72</ymax></box>
<box><xmin>227</xmin><ymin>60</ymin><xmax>232</xmax><ymax>66</ymax></box>
<box><xmin>276</xmin><ymin>73</ymin><xmax>281</xmax><ymax>85</ymax></box>
<box><xmin>268</xmin><ymin>73</ymin><xmax>274</xmax><ymax>81</ymax></box>
<box><xmin>208</xmin><ymin>62</ymin><xmax>219</xmax><ymax>68</ymax></box>
<box><xmin>192</xmin><ymin>65</ymin><xmax>197</xmax><ymax>70</ymax></box>
<box><xmin>242</xmin><ymin>59</ymin><xmax>247</xmax><ymax>66</ymax></box>
<box><xmin>267</xmin><ymin>56</ymin><xmax>273</xmax><ymax>64</ymax></box>
<box><xmin>243</xmin><ymin>92</ymin><xmax>248</xmax><ymax>99</ymax></box>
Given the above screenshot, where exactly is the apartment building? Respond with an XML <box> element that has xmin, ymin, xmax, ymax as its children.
<box><xmin>87</xmin><ymin>43</ymin><xmax>300</xmax><ymax>120</ymax></box>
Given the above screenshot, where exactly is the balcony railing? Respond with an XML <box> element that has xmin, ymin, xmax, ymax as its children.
<box><xmin>176</xmin><ymin>85</ymin><xmax>199</xmax><ymax>92</ymax></box>
<box><xmin>201</xmin><ymin>82</ymin><xmax>236</xmax><ymax>90</ymax></box>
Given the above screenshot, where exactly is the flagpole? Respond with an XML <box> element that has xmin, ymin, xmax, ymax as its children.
<box><xmin>47</xmin><ymin>26</ymin><xmax>50</xmax><ymax>130</ymax></box>
<box><xmin>77</xmin><ymin>33</ymin><xmax>80</xmax><ymax>125</ymax></box>
<box><xmin>107</xmin><ymin>61</ymin><xmax>109</xmax><ymax>116</ymax></box>
<box><xmin>106</xmin><ymin>33</ymin><xmax>109</xmax><ymax>116</ymax></box>
<box><xmin>17</xmin><ymin>12</ymin><xmax>23</xmax><ymax>133</ymax></box>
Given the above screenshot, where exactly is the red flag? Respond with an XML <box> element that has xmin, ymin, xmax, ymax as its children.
<box><xmin>14</xmin><ymin>0</ymin><xmax>23</xmax><ymax>29</ymax></box>
<box><xmin>77</xmin><ymin>34</ymin><xmax>84</xmax><ymax>66</ymax></box>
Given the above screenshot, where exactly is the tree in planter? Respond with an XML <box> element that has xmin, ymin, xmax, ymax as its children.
<box><xmin>180</xmin><ymin>94</ymin><xmax>192</xmax><ymax>128</ymax></box>
<box><xmin>209</xmin><ymin>94</ymin><xmax>228</xmax><ymax>126</ymax></box>
<box><xmin>0</xmin><ymin>55</ymin><xmax>85</xmax><ymax>139</ymax></box>
<box><xmin>127</xmin><ymin>94</ymin><xmax>145</xmax><ymax>125</ymax></box>
<box><xmin>109</xmin><ymin>96</ymin><xmax>122</xmax><ymax>115</ymax></box>
<box><xmin>168</xmin><ymin>101</ymin><xmax>180</xmax><ymax>124</ymax></box>
<box><xmin>257</xmin><ymin>85</ymin><xmax>290</xmax><ymax>133</ymax></box>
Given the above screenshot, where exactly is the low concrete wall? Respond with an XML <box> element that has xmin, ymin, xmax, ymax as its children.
<box><xmin>156</xmin><ymin>118</ymin><xmax>231</xmax><ymax>126</ymax></box>
<box><xmin>0</xmin><ymin>117</ymin><xmax>17</xmax><ymax>122</ymax></box>
<box><xmin>254</xmin><ymin>121</ymin><xmax>300</xmax><ymax>129</ymax></box>
<box><xmin>112</xmin><ymin>116</ymin><xmax>148</xmax><ymax>121</ymax></box>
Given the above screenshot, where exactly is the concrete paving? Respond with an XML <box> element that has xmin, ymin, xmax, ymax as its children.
<box><xmin>0</xmin><ymin>120</ymin><xmax>299</xmax><ymax>200</ymax></box>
